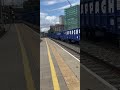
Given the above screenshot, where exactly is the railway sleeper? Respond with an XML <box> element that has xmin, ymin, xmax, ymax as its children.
<box><xmin>95</xmin><ymin>70</ymin><xmax>113</xmax><ymax>75</ymax></box>
<box><xmin>101</xmin><ymin>74</ymin><xmax>120</xmax><ymax>80</ymax></box>
<box><xmin>113</xmin><ymin>84</ymin><xmax>120</xmax><ymax>90</ymax></box>
<box><xmin>90</xmin><ymin>67</ymin><xmax>109</xmax><ymax>71</ymax></box>
<box><xmin>108</xmin><ymin>79</ymin><xmax>120</xmax><ymax>85</ymax></box>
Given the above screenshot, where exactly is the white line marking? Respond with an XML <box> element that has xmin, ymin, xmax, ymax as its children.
<box><xmin>50</xmin><ymin>39</ymin><xmax>80</xmax><ymax>62</ymax></box>
<box><xmin>80</xmin><ymin>64</ymin><xmax>117</xmax><ymax>90</ymax></box>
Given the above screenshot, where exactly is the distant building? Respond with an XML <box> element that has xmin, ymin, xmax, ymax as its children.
<box><xmin>50</xmin><ymin>24</ymin><xmax>64</xmax><ymax>32</ymax></box>
<box><xmin>64</xmin><ymin>5</ymin><xmax>80</xmax><ymax>30</ymax></box>
<box><xmin>59</xmin><ymin>15</ymin><xmax>64</xmax><ymax>25</ymax></box>
<box><xmin>54</xmin><ymin>24</ymin><xmax>64</xmax><ymax>32</ymax></box>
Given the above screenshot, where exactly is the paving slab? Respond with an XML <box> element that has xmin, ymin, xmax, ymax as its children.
<box><xmin>0</xmin><ymin>24</ymin><xmax>26</xmax><ymax>89</ymax></box>
<box><xmin>40</xmin><ymin>38</ymin><xmax>80</xmax><ymax>90</ymax></box>
<box><xmin>17</xmin><ymin>24</ymin><xmax>40</xmax><ymax>90</ymax></box>
<box><xmin>40</xmin><ymin>38</ymin><xmax>53</xmax><ymax>90</ymax></box>
<box><xmin>48</xmin><ymin>38</ymin><xmax>80</xmax><ymax>81</ymax></box>
<box><xmin>0</xmin><ymin>23</ymin><xmax>40</xmax><ymax>90</ymax></box>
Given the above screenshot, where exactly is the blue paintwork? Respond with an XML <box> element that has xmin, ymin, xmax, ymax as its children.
<box><xmin>49</xmin><ymin>28</ymin><xmax>80</xmax><ymax>42</ymax></box>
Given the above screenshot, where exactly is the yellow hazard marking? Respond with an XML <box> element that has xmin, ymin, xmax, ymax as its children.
<box><xmin>48</xmin><ymin>39</ymin><xmax>80</xmax><ymax>90</ymax></box>
<box><xmin>15</xmin><ymin>24</ymin><xmax>35</xmax><ymax>90</ymax></box>
<box><xmin>45</xmin><ymin>38</ymin><xmax>60</xmax><ymax>90</ymax></box>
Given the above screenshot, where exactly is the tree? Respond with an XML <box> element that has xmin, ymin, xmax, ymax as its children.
<box><xmin>48</xmin><ymin>28</ymin><xmax>54</xmax><ymax>34</ymax></box>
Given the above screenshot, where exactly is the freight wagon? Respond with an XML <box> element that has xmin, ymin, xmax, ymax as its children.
<box><xmin>49</xmin><ymin>28</ymin><xmax>80</xmax><ymax>43</ymax></box>
<box><xmin>80</xmin><ymin>0</ymin><xmax>120</xmax><ymax>45</ymax></box>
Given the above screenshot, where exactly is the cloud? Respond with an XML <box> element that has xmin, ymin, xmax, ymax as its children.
<box><xmin>40</xmin><ymin>12</ymin><xmax>59</xmax><ymax>32</ymax></box>
<box><xmin>43</xmin><ymin>0</ymin><xmax>65</xmax><ymax>5</ymax></box>
<box><xmin>46</xmin><ymin>1</ymin><xmax>80</xmax><ymax>12</ymax></box>
<box><xmin>40</xmin><ymin>0</ymin><xmax>80</xmax><ymax>32</ymax></box>
<box><xmin>40</xmin><ymin>27</ymin><xmax>50</xmax><ymax>32</ymax></box>
<box><xmin>59</xmin><ymin>2</ymin><xmax>80</xmax><ymax>9</ymax></box>
<box><xmin>46</xmin><ymin>1</ymin><xmax>57</xmax><ymax>5</ymax></box>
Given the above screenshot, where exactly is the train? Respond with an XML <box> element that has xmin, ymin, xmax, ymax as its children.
<box><xmin>49</xmin><ymin>28</ymin><xmax>80</xmax><ymax>43</ymax></box>
<box><xmin>80</xmin><ymin>0</ymin><xmax>120</xmax><ymax>45</ymax></box>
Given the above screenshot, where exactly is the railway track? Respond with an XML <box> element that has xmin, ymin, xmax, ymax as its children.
<box><xmin>51</xmin><ymin>38</ymin><xmax>120</xmax><ymax>89</ymax></box>
<box><xmin>81</xmin><ymin>41</ymin><xmax>120</xmax><ymax>69</ymax></box>
<box><xmin>80</xmin><ymin>40</ymin><xmax>120</xmax><ymax>90</ymax></box>
<box><xmin>50</xmin><ymin>38</ymin><xmax>80</xmax><ymax>60</ymax></box>
<box><xmin>81</xmin><ymin>51</ymin><xmax>120</xmax><ymax>90</ymax></box>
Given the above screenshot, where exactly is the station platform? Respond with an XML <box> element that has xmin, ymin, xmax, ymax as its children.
<box><xmin>0</xmin><ymin>23</ymin><xmax>39</xmax><ymax>90</ymax></box>
<box><xmin>40</xmin><ymin>38</ymin><xmax>80</xmax><ymax>90</ymax></box>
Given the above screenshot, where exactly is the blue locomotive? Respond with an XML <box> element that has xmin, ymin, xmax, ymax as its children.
<box><xmin>80</xmin><ymin>0</ymin><xmax>120</xmax><ymax>44</ymax></box>
<box><xmin>49</xmin><ymin>28</ymin><xmax>80</xmax><ymax>43</ymax></box>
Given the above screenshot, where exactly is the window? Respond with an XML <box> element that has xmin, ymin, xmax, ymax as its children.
<box><xmin>79</xmin><ymin>29</ymin><xmax>80</xmax><ymax>33</ymax></box>
<box><xmin>72</xmin><ymin>30</ymin><xmax>74</xmax><ymax>34</ymax></box>
<box><xmin>67</xmin><ymin>31</ymin><xmax>69</xmax><ymax>35</ymax></box>
<box><xmin>74</xmin><ymin>30</ymin><xmax>76</xmax><ymax>34</ymax></box>
<box><xmin>76</xmin><ymin>29</ymin><xmax>78</xmax><ymax>34</ymax></box>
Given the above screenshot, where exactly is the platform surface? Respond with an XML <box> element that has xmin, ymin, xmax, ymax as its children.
<box><xmin>0</xmin><ymin>23</ymin><xmax>40</xmax><ymax>90</ymax></box>
<box><xmin>40</xmin><ymin>38</ymin><xmax>80</xmax><ymax>90</ymax></box>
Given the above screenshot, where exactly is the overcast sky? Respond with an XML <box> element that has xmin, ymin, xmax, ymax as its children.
<box><xmin>40</xmin><ymin>0</ymin><xmax>80</xmax><ymax>32</ymax></box>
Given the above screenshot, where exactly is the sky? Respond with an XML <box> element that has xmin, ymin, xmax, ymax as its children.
<box><xmin>40</xmin><ymin>0</ymin><xmax>80</xmax><ymax>32</ymax></box>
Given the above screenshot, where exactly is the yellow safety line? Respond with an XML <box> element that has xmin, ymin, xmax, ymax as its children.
<box><xmin>45</xmin><ymin>38</ymin><xmax>60</xmax><ymax>90</ymax></box>
<box><xmin>15</xmin><ymin>24</ymin><xmax>35</xmax><ymax>90</ymax></box>
<box><xmin>49</xmin><ymin>39</ymin><xmax>80</xmax><ymax>90</ymax></box>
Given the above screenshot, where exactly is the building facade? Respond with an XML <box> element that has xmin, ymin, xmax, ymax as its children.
<box><xmin>64</xmin><ymin>5</ymin><xmax>80</xmax><ymax>30</ymax></box>
<box><xmin>59</xmin><ymin>15</ymin><xmax>64</xmax><ymax>25</ymax></box>
<box><xmin>50</xmin><ymin>24</ymin><xmax>64</xmax><ymax>32</ymax></box>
